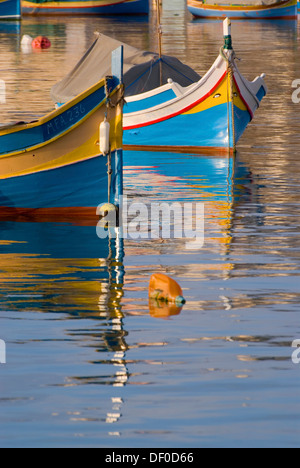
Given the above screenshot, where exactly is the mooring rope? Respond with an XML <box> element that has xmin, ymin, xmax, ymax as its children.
<box><xmin>105</xmin><ymin>76</ymin><xmax>125</xmax><ymax>110</ymax></box>
<box><xmin>221</xmin><ymin>48</ymin><xmax>237</xmax><ymax>153</ymax></box>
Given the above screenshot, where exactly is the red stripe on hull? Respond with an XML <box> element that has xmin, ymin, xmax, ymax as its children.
<box><xmin>124</xmin><ymin>71</ymin><xmax>228</xmax><ymax>131</ymax></box>
<box><xmin>232</xmin><ymin>75</ymin><xmax>254</xmax><ymax>120</ymax></box>
<box><xmin>0</xmin><ymin>207</ymin><xmax>99</xmax><ymax>226</ymax></box>
<box><xmin>123</xmin><ymin>144</ymin><xmax>235</xmax><ymax>155</ymax></box>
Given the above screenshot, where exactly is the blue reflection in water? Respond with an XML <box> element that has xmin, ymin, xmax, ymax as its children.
<box><xmin>1</xmin><ymin>150</ymin><xmax>298</xmax><ymax>448</ymax></box>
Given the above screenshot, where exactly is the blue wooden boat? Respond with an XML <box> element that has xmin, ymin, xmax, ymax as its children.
<box><xmin>0</xmin><ymin>47</ymin><xmax>124</xmax><ymax>221</ymax></box>
<box><xmin>51</xmin><ymin>20</ymin><xmax>267</xmax><ymax>155</ymax></box>
<box><xmin>0</xmin><ymin>0</ymin><xmax>21</xmax><ymax>18</ymax></box>
<box><xmin>22</xmin><ymin>0</ymin><xmax>149</xmax><ymax>15</ymax></box>
<box><xmin>123</xmin><ymin>19</ymin><xmax>267</xmax><ymax>153</ymax></box>
<box><xmin>187</xmin><ymin>0</ymin><xmax>297</xmax><ymax>20</ymax></box>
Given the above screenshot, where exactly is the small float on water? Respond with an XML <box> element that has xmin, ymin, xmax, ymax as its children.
<box><xmin>52</xmin><ymin>18</ymin><xmax>267</xmax><ymax>154</ymax></box>
<box><xmin>21</xmin><ymin>0</ymin><xmax>149</xmax><ymax>15</ymax></box>
<box><xmin>187</xmin><ymin>0</ymin><xmax>297</xmax><ymax>20</ymax></box>
<box><xmin>0</xmin><ymin>47</ymin><xmax>124</xmax><ymax>221</ymax></box>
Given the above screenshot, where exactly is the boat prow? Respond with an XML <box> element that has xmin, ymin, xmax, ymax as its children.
<box><xmin>123</xmin><ymin>18</ymin><xmax>267</xmax><ymax>153</ymax></box>
<box><xmin>49</xmin><ymin>20</ymin><xmax>267</xmax><ymax>154</ymax></box>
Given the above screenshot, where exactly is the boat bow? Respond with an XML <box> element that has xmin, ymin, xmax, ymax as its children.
<box><xmin>123</xmin><ymin>18</ymin><xmax>267</xmax><ymax>153</ymax></box>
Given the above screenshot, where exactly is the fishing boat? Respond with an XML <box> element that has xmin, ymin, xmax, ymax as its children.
<box><xmin>0</xmin><ymin>0</ymin><xmax>21</xmax><ymax>18</ymax></box>
<box><xmin>52</xmin><ymin>19</ymin><xmax>267</xmax><ymax>154</ymax></box>
<box><xmin>22</xmin><ymin>0</ymin><xmax>149</xmax><ymax>15</ymax></box>
<box><xmin>187</xmin><ymin>0</ymin><xmax>297</xmax><ymax>20</ymax></box>
<box><xmin>0</xmin><ymin>47</ymin><xmax>124</xmax><ymax>221</ymax></box>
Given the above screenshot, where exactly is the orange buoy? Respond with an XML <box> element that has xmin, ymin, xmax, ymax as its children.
<box><xmin>149</xmin><ymin>299</ymin><xmax>183</xmax><ymax>319</ymax></box>
<box><xmin>149</xmin><ymin>273</ymin><xmax>186</xmax><ymax>307</ymax></box>
<box><xmin>32</xmin><ymin>36</ymin><xmax>51</xmax><ymax>50</ymax></box>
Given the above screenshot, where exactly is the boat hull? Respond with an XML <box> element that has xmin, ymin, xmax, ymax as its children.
<box><xmin>123</xmin><ymin>54</ymin><xmax>267</xmax><ymax>153</ymax></box>
<box><xmin>0</xmin><ymin>0</ymin><xmax>21</xmax><ymax>18</ymax></box>
<box><xmin>187</xmin><ymin>0</ymin><xmax>297</xmax><ymax>19</ymax></box>
<box><xmin>22</xmin><ymin>0</ymin><xmax>149</xmax><ymax>15</ymax></box>
<box><xmin>0</xmin><ymin>151</ymin><xmax>122</xmax><ymax>218</ymax></box>
<box><xmin>0</xmin><ymin>79</ymin><xmax>123</xmax><ymax>218</ymax></box>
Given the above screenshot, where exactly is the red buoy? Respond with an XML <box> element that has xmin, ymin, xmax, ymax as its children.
<box><xmin>32</xmin><ymin>36</ymin><xmax>51</xmax><ymax>49</ymax></box>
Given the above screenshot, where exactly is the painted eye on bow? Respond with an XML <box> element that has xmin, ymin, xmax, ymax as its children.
<box><xmin>213</xmin><ymin>93</ymin><xmax>221</xmax><ymax>98</ymax></box>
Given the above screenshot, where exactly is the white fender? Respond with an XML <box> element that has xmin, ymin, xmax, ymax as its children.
<box><xmin>99</xmin><ymin>118</ymin><xmax>110</xmax><ymax>155</ymax></box>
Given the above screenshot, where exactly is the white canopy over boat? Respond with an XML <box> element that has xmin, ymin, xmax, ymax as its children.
<box><xmin>51</xmin><ymin>33</ymin><xmax>201</xmax><ymax>103</ymax></box>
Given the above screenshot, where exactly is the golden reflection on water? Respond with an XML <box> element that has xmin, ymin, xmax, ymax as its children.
<box><xmin>0</xmin><ymin>254</ymin><xmax>121</xmax><ymax>315</ymax></box>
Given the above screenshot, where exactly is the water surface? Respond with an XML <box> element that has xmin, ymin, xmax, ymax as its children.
<box><xmin>0</xmin><ymin>1</ymin><xmax>300</xmax><ymax>448</ymax></box>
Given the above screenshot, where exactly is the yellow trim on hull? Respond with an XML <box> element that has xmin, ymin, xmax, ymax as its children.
<box><xmin>183</xmin><ymin>74</ymin><xmax>247</xmax><ymax>116</ymax></box>
<box><xmin>0</xmin><ymin>85</ymin><xmax>124</xmax><ymax>180</ymax></box>
<box><xmin>0</xmin><ymin>113</ymin><xmax>123</xmax><ymax>180</ymax></box>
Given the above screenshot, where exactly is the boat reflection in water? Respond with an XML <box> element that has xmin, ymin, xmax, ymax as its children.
<box><xmin>0</xmin><ymin>148</ymin><xmax>252</xmax><ymax>334</ymax></box>
<box><xmin>124</xmin><ymin>149</ymin><xmax>251</xmax><ymax>246</ymax></box>
<box><xmin>0</xmin><ymin>149</ymin><xmax>252</xmax><ymax>435</ymax></box>
<box><xmin>123</xmin><ymin>149</ymin><xmax>253</xmax><ymax>318</ymax></box>
<box><xmin>0</xmin><ymin>218</ymin><xmax>127</xmax><ymax>374</ymax></box>
<box><xmin>0</xmin><ymin>20</ymin><xmax>20</xmax><ymax>34</ymax></box>
<box><xmin>0</xmin><ymin>217</ymin><xmax>130</xmax><ymax>430</ymax></box>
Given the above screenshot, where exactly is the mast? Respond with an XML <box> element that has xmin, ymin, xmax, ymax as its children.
<box><xmin>156</xmin><ymin>0</ymin><xmax>163</xmax><ymax>86</ymax></box>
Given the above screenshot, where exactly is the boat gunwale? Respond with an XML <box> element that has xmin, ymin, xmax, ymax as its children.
<box><xmin>124</xmin><ymin>70</ymin><xmax>228</xmax><ymax>129</ymax></box>
<box><xmin>124</xmin><ymin>55</ymin><xmax>228</xmax><ymax>124</ymax></box>
<box><xmin>0</xmin><ymin>79</ymin><xmax>122</xmax><ymax>159</ymax></box>
<box><xmin>124</xmin><ymin>55</ymin><xmax>226</xmax><ymax>111</ymax></box>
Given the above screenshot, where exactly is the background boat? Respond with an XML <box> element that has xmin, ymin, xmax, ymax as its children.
<box><xmin>0</xmin><ymin>0</ymin><xmax>21</xmax><ymax>19</ymax></box>
<box><xmin>22</xmin><ymin>0</ymin><xmax>149</xmax><ymax>16</ymax></box>
<box><xmin>187</xmin><ymin>0</ymin><xmax>298</xmax><ymax>19</ymax></box>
